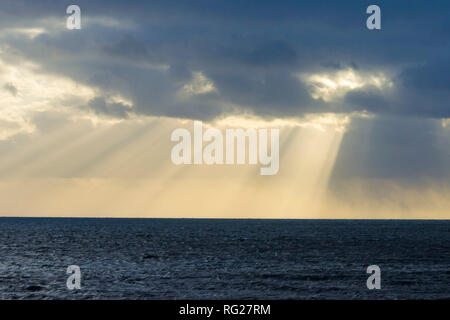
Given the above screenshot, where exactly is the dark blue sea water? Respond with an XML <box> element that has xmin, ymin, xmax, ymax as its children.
<box><xmin>0</xmin><ymin>218</ymin><xmax>448</xmax><ymax>299</ymax></box>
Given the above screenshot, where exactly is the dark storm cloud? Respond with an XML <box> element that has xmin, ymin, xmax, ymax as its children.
<box><xmin>343</xmin><ymin>86</ymin><xmax>392</xmax><ymax>114</ymax></box>
<box><xmin>0</xmin><ymin>0</ymin><xmax>449</xmax><ymax>119</ymax></box>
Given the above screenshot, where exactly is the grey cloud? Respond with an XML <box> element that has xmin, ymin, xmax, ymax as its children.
<box><xmin>0</xmin><ymin>0</ymin><xmax>449</xmax><ymax>120</ymax></box>
<box><xmin>87</xmin><ymin>97</ymin><xmax>130</xmax><ymax>119</ymax></box>
<box><xmin>0</xmin><ymin>0</ymin><xmax>448</xmax><ymax>189</ymax></box>
<box><xmin>102</xmin><ymin>35</ymin><xmax>150</xmax><ymax>61</ymax></box>
<box><xmin>343</xmin><ymin>86</ymin><xmax>392</xmax><ymax>114</ymax></box>
<box><xmin>210</xmin><ymin>69</ymin><xmax>316</xmax><ymax>116</ymax></box>
<box><xmin>3</xmin><ymin>82</ymin><xmax>18</xmax><ymax>96</ymax></box>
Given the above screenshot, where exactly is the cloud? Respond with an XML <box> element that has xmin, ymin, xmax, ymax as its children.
<box><xmin>3</xmin><ymin>82</ymin><xmax>17</xmax><ymax>96</ymax></box>
<box><xmin>0</xmin><ymin>0</ymin><xmax>448</xmax><ymax>121</ymax></box>
<box><xmin>331</xmin><ymin>116</ymin><xmax>450</xmax><ymax>183</ymax></box>
<box><xmin>0</xmin><ymin>1</ymin><xmax>448</xmax><ymax>219</ymax></box>
<box><xmin>87</xmin><ymin>96</ymin><xmax>131</xmax><ymax>119</ymax></box>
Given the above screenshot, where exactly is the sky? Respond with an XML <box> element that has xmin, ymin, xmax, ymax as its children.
<box><xmin>0</xmin><ymin>0</ymin><xmax>449</xmax><ymax>218</ymax></box>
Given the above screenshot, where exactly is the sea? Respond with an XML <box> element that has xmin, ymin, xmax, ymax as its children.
<box><xmin>0</xmin><ymin>218</ymin><xmax>448</xmax><ymax>299</ymax></box>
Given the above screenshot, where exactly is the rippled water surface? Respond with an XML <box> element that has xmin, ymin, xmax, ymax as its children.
<box><xmin>0</xmin><ymin>218</ymin><xmax>448</xmax><ymax>299</ymax></box>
